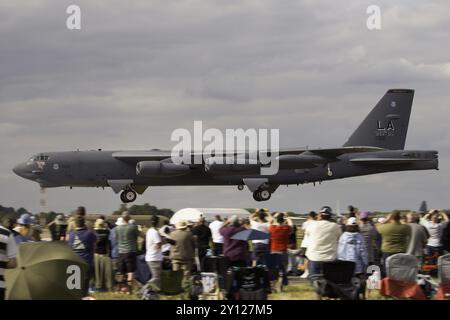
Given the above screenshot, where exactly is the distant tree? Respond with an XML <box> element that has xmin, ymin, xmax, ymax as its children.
<box><xmin>112</xmin><ymin>203</ymin><xmax>174</xmax><ymax>217</ymax></box>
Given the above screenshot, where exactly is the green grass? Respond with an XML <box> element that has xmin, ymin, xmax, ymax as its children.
<box><xmin>91</xmin><ymin>279</ymin><xmax>385</xmax><ymax>300</ymax></box>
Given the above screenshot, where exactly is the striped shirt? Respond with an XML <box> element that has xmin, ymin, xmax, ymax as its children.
<box><xmin>0</xmin><ymin>226</ymin><xmax>17</xmax><ymax>290</ymax></box>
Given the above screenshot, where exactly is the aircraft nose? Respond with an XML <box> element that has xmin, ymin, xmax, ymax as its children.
<box><xmin>13</xmin><ymin>162</ymin><xmax>27</xmax><ymax>178</ymax></box>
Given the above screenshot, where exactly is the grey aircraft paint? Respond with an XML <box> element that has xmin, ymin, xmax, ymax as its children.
<box><xmin>13</xmin><ymin>89</ymin><xmax>439</xmax><ymax>203</ymax></box>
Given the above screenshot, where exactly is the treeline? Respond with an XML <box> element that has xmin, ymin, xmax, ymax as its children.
<box><xmin>112</xmin><ymin>203</ymin><xmax>174</xmax><ymax>218</ymax></box>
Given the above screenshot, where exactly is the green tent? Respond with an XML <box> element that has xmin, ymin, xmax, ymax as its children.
<box><xmin>5</xmin><ymin>241</ymin><xmax>88</xmax><ymax>300</ymax></box>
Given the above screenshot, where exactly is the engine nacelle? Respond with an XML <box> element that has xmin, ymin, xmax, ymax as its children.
<box><xmin>136</xmin><ymin>161</ymin><xmax>190</xmax><ymax>177</ymax></box>
<box><xmin>204</xmin><ymin>156</ymin><xmax>260</xmax><ymax>174</ymax></box>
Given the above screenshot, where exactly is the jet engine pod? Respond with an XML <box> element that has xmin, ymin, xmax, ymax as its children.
<box><xmin>204</xmin><ymin>156</ymin><xmax>260</xmax><ymax>175</ymax></box>
<box><xmin>277</xmin><ymin>153</ymin><xmax>328</xmax><ymax>169</ymax></box>
<box><xmin>136</xmin><ymin>161</ymin><xmax>190</xmax><ymax>177</ymax></box>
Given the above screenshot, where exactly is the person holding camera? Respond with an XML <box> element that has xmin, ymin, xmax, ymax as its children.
<box><xmin>269</xmin><ymin>212</ymin><xmax>293</xmax><ymax>285</ymax></box>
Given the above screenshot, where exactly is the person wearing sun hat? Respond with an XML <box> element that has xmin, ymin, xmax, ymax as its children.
<box><xmin>305</xmin><ymin>206</ymin><xmax>342</xmax><ymax>277</ymax></box>
<box><xmin>337</xmin><ymin>217</ymin><xmax>368</xmax><ymax>274</ymax></box>
<box><xmin>170</xmin><ymin>220</ymin><xmax>196</xmax><ymax>296</ymax></box>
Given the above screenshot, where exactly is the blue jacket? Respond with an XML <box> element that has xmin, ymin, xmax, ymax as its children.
<box><xmin>337</xmin><ymin>232</ymin><xmax>368</xmax><ymax>274</ymax></box>
<box><xmin>109</xmin><ymin>226</ymin><xmax>119</xmax><ymax>259</ymax></box>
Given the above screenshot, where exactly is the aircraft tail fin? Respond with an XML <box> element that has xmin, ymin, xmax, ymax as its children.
<box><xmin>343</xmin><ymin>89</ymin><xmax>414</xmax><ymax>150</ymax></box>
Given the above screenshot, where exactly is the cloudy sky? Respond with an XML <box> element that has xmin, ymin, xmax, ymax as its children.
<box><xmin>1</xmin><ymin>0</ymin><xmax>449</xmax><ymax>215</ymax></box>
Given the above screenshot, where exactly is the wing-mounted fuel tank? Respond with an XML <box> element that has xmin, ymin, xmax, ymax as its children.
<box><xmin>136</xmin><ymin>160</ymin><xmax>190</xmax><ymax>177</ymax></box>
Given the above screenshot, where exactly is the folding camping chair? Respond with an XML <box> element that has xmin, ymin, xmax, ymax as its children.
<box><xmin>380</xmin><ymin>253</ymin><xmax>426</xmax><ymax>300</ymax></box>
<box><xmin>310</xmin><ymin>260</ymin><xmax>364</xmax><ymax>300</ymax></box>
<box><xmin>436</xmin><ymin>253</ymin><xmax>450</xmax><ymax>299</ymax></box>
<box><xmin>201</xmin><ymin>255</ymin><xmax>230</xmax><ymax>289</ymax></box>
<box><xmin>226</xmin><ymin>266</ymin><xmax>271</xmax><ymax>300</ymax></box>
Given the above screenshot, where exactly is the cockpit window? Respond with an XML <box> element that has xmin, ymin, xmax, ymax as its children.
<box><xmin>30</xmin><ymin>154</ymin><xmax>50</xmax><ymax>161</ymax></box>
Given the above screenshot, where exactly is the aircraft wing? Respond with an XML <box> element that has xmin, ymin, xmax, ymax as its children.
<box><xmin>112</xmin><ymin>151</ymin><xmax>172</xmax><ymax>163</ymax></box>
<box><xmin>350</xmin><ymin>158</ymin><xmax>431</xmax><ymax>165</ymax></box>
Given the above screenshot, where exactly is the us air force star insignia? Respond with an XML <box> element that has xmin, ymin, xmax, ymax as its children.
<box><xmin>390</xmin><ymin>101</ymin><xmax>397</xmax><ymax>107</ymax></box>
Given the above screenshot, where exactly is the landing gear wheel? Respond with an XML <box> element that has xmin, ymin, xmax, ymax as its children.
<box><xmin>259</xmin><ymin>189</ymin><xmax>271</xmax><ymax>201</ymax></box>
<box><xmin>120</xmin><ymin>189</ymin><xmax>137</xmax><ymax>203</ymax></box>
<box><xmin>253</xmin><ymin>189</ymin><xmax>271</xmax><ymax>201</ymax></box>
<box><xmin>253</xmin><ymin>190</ymin><xmax>262</xmax><ymax>201</ymax></box>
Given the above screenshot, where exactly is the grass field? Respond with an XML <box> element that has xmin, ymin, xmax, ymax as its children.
<box><xmin>91</xmin><ymin>278</ymin><xmax>384</xmax><ymax>300</ymax></box>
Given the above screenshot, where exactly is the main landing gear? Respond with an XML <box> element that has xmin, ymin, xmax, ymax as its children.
<box><xmin>253</xmin><ymin>188</ymin><xmax>271</xmax><ymax>201</ymax></box>
<box><xmin>120</xmin><ymin>189</ymin><xmax>137</xmax><ymax>203</ymax></box>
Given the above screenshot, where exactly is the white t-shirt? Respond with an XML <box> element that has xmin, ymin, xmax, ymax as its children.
<box><xmin>145</xmin><ymin>228</ymin><xmax>163</xmax><ymax>262</ymax></box>
<box><xmin>209</xmin><ymin>220</ymin><xmax>224</xmax><ymax>244</ymax></box>
<box><xmin>300</xmin><ymin>219</ymin><xmax>316</xmax><ymax>248</ymax></box>
<box><xmin>421</xmin><ymin>219</ymin><xmax>448</xmax><ymax>247</ymax></box>
<box><xmin>305</xmin><ymin>220</ymin><xmax>341</xmax><ymax>262</ymax></box>
<box><xmin>250</xmin><ymin>220</ymin><xmax>269</xmax><ymax>244</ymax></box>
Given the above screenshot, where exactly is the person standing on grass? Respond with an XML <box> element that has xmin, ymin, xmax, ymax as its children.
<box><xmin>376</xmin><ymin>211</ymin><xmax>411</xmax><ymax>275</ymax></box>
<box><xmin>250</xmin><ymin>209</ymin><xmax>270</xmax><ymax>266</ymax></box>
<box><xmin>358</xmin><ymin>211</ymin><xmax>378</xmax><ymax>266</ymax></box>
<box><xmin>337</xmin><ymin>217</ymin><xmax>368</xmax><ymax>275</ymax></box>
<box><xmin>300</xmin><ymin>211</ymin><xmax>317</xmax><ymax>279</ymax></box>
<box><xmin>93</xmin><ymin>218</ymin><xmax>112</xmax><ymax>292</ymax></box>
<box><xmin>406</xmin><ymin>212</ymin><xmax>429</xmax><ymax>265</ymax></box>
<box><xmin>220</xmin><ymin>215</ymin><xmax>248</xmax><ymax>267</ymax></box>
<box><xmin>170</xmin><ymin>220</ymin><xmax>196</xmax><ymax>296</ymax></box>
<box><xmin>115</xmin><ymin>211</ymin><xmax>139</xmax><ymax>294</ymax></box>
<box><xmin>420</xmin><ymin>210</ymin><xmax>449</xmax><ymax>258</ymax></box>
<box><xmin>145</xmin><ymin>215</ymin><xmax>163</xmax><ymax>291</ymax></box>
<box><xmin>269</xmin><ymin>212</ymin><xmax>293</xmax><ymax>285</ymax></box>
<box><xmin>68</xmin><ymin>215</ymin><xmax>97</xmax><ymax>296</ymax></box>
<box><xmin>209</xmin><ymin>215</ymin><xmax>224</xmax><ymax>256</ymax></box>
<box><xmin>305</xmin><ymin>206</ymin><xmax>342</xmax><ymax>277</ymax></box>
<box><xmin>192</xmin><ymin>217</ymin><xmax>212</xmax><ymax>268</ymax></box>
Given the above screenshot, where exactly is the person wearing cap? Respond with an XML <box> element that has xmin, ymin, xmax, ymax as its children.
<box><xmin>68</xmin><ymin>214</ymin><xmax>97</xmax><ymax>296</ymax></box>
<box><xmin>305</xmin><ymin>206</ymin><xmax>342</xmax><ymax>277</ymax></box>
<box><xmin>420</xmin><ymin>209</ymin><xmax>449</xmax><ymax>258</ymax></box>
<box><xmin>13</xmin><ymin>213</ymin><xmax>33</xmax><ymax>245</ymax></box>
<box><xmin>93</xmin><ymin>219</ymin><xmax>112</xmax><ymax>292</ymax></box>
<box><xmin>406</xmin><ymin>212</ymin><xmax>429</xmax><ymax>264</ymax></box>
<box><xmin>220</xmin><ymin>215</ymin><xmax>249</xmax><ymax>267</ymax></box>
<box><xmin>209</xmin><ymin>215</ymin><xmax>224</xmax><ymax>256</ymax></box>
<box><xmin>358</xmin><ymin>211</ymin><xmax>379</xmax><ymax>266</ymax></box>
<box><xmin>337</xmin><ymin>217</ymin><xmax>368</xmax><ymax>274</ymax></box>
<box><xmin>170</xmin><ymin>220</ymin><xmax>196</xmax><ymax>296</ymax></box>
<box><xmin>48</xmin><ymin>214</ymin><xmax>68</xmax><ymax>241</ymax></box>
<box><xmin>115</xmin><ymin>211</ymin><xmax>139</xmax><ymax>294</ymax></box>
<box><xmin>376</xmin><ymin>211</ymin><xmax>412</xmax><ymax>275</ymax></box>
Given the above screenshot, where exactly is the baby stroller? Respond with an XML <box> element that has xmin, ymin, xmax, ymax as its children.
<box><xmin>310</xmin><ymin>260</ymin><xmax>365</xmax><ymax>300</ymax></box>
